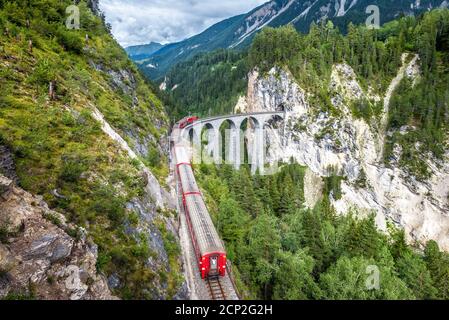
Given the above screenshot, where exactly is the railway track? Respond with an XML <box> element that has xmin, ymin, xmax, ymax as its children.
<box><xmin>207</xmin><ymin>277</ymin><xmax>227</xmax><ymax>300</ymax></box>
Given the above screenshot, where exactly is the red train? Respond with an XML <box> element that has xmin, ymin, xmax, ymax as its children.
<box><xmin>173</xmin><ymin>145</ymin><xmax>227</xmax><ymax>279</ymax></box>
<box><xmin>179</xmin><ymin>116</ymin><xmax>199</xmax><ymax>129</ymax></box>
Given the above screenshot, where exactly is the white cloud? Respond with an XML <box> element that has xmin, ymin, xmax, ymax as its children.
<box><xmin>99</xmin><ymin>0</ymin><xmax>268</xmax><ymax>47</ymax></box>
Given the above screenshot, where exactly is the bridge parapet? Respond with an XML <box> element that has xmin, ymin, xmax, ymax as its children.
<box><xmin>192</xmin><ymin>111</ymin><xmax>285</xmax><ymax>126</ymax></box>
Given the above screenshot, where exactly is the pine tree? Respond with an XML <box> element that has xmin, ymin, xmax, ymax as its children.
<box><xmin>277</xmin><ymin>174</ymin><xmax>295</xmax><ymax>216</ymax></box>
<box><xmin>247</xmin><ymin>214</ymin><xmax>281</xmax><ymax>299</ymax></box>
<box><xmin>217</xmin><ymin>196</ymin><xmax>250</xmax><ymax>260</ymax></box>
<box><xmin>273</xmin><ymin>250</ymin><xmax>321</xmax><ymax>300</ymax></box>
<box><xmin>269</xmin><ymin>176</ymin><xmax>281</xmax><ymax>214</ymax></box>
<box><xmin>424</xmin><ymin>240</ymin><xmax>449</xmax><ymax>299</ymax></box>
<box><xmin>395</xmin><ymin>250</ymin><xmax>438</xmax><ymax>299</ymax></box>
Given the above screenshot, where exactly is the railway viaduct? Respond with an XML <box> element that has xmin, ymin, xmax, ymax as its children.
<box><xmin>178</xmin><ymin>111</ymin><xmax>285</xmax><ymax>174</ymax></box>
<box><xmin>171</xmin><ymin>111</ymin><xmax>285</xmax><ymax>299</ymax></box>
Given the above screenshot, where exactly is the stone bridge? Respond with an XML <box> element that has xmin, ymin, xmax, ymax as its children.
<box><xmin>180</xmin><ymin>112</ymin><xmax>285</xmax><ymax>173</ymax></box>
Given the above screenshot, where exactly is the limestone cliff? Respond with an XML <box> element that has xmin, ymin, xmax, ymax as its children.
<box><xmin>236</xmin><ymin>57</ymin><xmax>449</xmax><ymax>251</ymax></box>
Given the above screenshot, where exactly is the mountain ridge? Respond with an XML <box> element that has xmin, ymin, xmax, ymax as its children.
<box><xmin>125</xmin><ymin>41</ymin><xmax>165</xmax><ymax>61</ymax></box>
<box><xmin>132</xmin><ymin>0</ymin><xmax>449</xmax><ymax>80</ymax></box>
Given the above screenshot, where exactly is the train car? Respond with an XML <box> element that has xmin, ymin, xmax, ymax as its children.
<box><xmin>174</xmin><ymin>146</ymin><xmax>227</xmax><ymax>279</ymax></box>
<box><xmin>179</xmin><ymin>116</ymin><xmax>199</xmax><ymax>129</ymax></box>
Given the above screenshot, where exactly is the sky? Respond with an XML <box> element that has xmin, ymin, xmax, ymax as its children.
<box><xmin>99</xmin><ymin>0</ymin><xmax>268</xmax><ymax>48</ymax></box>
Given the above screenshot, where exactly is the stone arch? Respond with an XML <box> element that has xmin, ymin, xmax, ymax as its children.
<box><xmin>240</xmin><ymin>117</ymin><xmax>261</xmax><ymax>166</ymax></box>
<box><xmin>187</xmin><ymin>127</ymin><xmax>194</xmax><ymax>144</ymax></box>
<box><xmin>201</xmin><ymin>122</ymin><xmax>220</xmax><ymax>164</ymax></box>
<box><xmin>184</xmin><ymin>126</ymin><xmax>201</xmax><ymax>146</ymax></box>
<box><xmin>219</xmin><ymin>119</ymin><xmax>237</xmax><ymax>164</ymax></box>
<box><xmin>249</xmin><ymin>116</ymin><xmax>261</xmax><ymax>129</ymax></box>
<box><xmin>202</xmin><ymin>122</ymin><xmax>215</xmax><ymax>145</ymax></box>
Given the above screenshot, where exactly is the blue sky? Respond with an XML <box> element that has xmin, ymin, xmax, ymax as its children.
<box><xmin>99</xmin><ymin>0</ymin><xmax>267</xmax><ymax>47</ymax></box>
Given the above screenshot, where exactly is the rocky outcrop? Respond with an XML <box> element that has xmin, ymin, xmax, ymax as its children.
<box><xmin>241</xmin><ymin>60</ymin><xmax>449</xmax><ymax>251</ymax></box>
<box><xmin>304</xmin><ymin>168</ymin><xmax>324</xmax><ymax>208</ymax></box>
<box><xmin>91</xmin><ymin>107</ymin><xmax>175</xmax><ymax>210</ymax></box>
<box><xmin>89</xmin><ymin>61</ymin><xmax>169</xmax><ymax>162</ymax></box>
<box><xmin>91</xmin><ymin>107</ymin><xmax>185</xmax><ymax>299</ymax></box>
<box><xmin>0</xmin><ymin>175</ymin><xmax>116</xmax><ymax>300</ymax></box>
<box><xmin>0</xmin><ymin>145</ymin><xmax>18</xmax><ymax>183</ymax></box>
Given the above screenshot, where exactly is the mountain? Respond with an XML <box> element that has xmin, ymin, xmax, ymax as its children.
<box><xmin>163</xmin><ymin>49</ymin><xmax>249</xmax><ymax>119</ymax></box>
<box><xmin>135</xmin><ymin>13</ymin><xmax>247</xmax><ymax>80</ymax></box>
<box><xmin>125</xmin><ymin>41</ymin><xmax>165</xmax><ymax>61</ymax></box>
<box><xmin>0</xmin><ymin>0</ymin><xmax>185</xmax><ymax>300</ymax></box>
<box><xmin>134</xmin><ymin>0</ymin><xmax>449</xmax><ymax>80</ymax></box>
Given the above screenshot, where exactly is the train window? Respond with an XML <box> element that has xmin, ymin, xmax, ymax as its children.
<box><xmin>210</xmin><ymin>256</ymin><xmax>218</xmax><ymax>270</ymax></box>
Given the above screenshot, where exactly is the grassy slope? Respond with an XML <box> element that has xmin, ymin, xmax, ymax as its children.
<box><xmin>0</xmin><ymin>0</ymin><xmax>180</xmax><ymax>299</ymax></box>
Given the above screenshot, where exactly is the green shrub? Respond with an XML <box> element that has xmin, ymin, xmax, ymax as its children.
<box><xmin>61</xmin><ymin>112</ymin><xmax>76</xmax><ymax>127</ymax></box>
<box><xmin>59</xmin><ymin>156</ymin><xmax>87</xmax><ymax>183</ymax></box>
<box><xmin>66</xmin><ymin>227</ymin><xmax>81</xmax><ymax>240</ymax></box>
<box><xmin>2</xmin><ymin>291</ymin><xmax>35</xmax><ymax>301</ymax></box>
<box><xmin>90</xmin><ymin>185</ymin><xmax>126</xmax><ymax>224</ymax></box>
<box><xmin>351</xmin><ymin>98</ymin><xmax>373</xmax><ymax>121</ymax></box>
<box><xmin>324</xmin><ymin>173</ymin><xmax>344</xmax><ymax>201</ymax></box>
<box><xmin>127</xmin><ymin>211</ymin><xmax>139</xmax><ymax>226</ymax></box>
<box><xmin>0</xmin><ymin>224</ymin><xmax>10</xmax><ymax>244</ymax></box>
<box><xmin>96</xmin><ymin>250</ymin><xmax>112</xmax><ymax>273</ymax></box>
<box><xmin>56</xmin><ymin>27</ymin><xmax>83</xmax><ymax>54</ymax></box>
<box><xmin>28</xmin><ymin>59</ymin><xmax>55</xmax><ymax>86</ymax></box>
<box><xmin>146</xmin><ymin>146</ymin><xmax>161</xmax><ymax>168</ymax></box>
<box><xmin>43</xmin><ymin>212</ymin><xmax>63</xmax><ymax>228</ymax></box>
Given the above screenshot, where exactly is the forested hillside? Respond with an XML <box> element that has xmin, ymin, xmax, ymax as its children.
<box><xmin>248</xmin><ymin>10</ymin><xmax>449</xmax><ymax>178</ymax></box>
<box><xmin>188</xmin><ymin>9</ymin><xmax>449</xmax><ymax>300</ymax></box>
<box><xmin>0</xmin><ymin>0</ymin><xmax>182</xmax><ymax>299</ymax></box>
<box><xmin>163</xmin><ymin>49</ymin><xmax>249</xmax><ymax>119</ymax></box>
<box><xmin>125</xmin><ymin>42</ymin><xmax>164</xmax><ymax>61</ymax></box>
<box><xmin>196</xmin><ymin>163</ymin><xmax>449</xmax><ymax>300</ymax></box>
<box><xmin>167</xmin><ymin>9</ymin><xmax>449</xmax><ymax>178</ymax></box>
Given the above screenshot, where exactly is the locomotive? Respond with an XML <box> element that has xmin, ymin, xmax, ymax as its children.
<box><xmin>173</xmin><ymin>145</ymin><xmax>227</xmax><ymax>279</ymax></box>
<box><xmin>178</xmin><ymin>116</ymin><xmax>199</xmax><ymax>129</ymax></box>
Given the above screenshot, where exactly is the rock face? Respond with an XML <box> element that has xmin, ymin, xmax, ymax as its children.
<box><xmin>0</xmin><ymin>145</ymin><xmax>18</xmax><ymax>183</ymax></box>
<box><xmin>304</xmin><ymin>168</ymin><xmax>324</xmax><ymax>209</ymax></box>
<box><xmin>0</xmin><ymin>175</ymin><xmax>116</xmax><ymax>300</ymax></box>
<box><xmin>91</xmin><ymin>106</ymin><xmax>185</xmax><ymax>299</ymax></box>
<box><xmin>240</xmin><ymin>59</ymin><xmax>449</xmax><ymax>251</ymax></box>
<box><xmin>91</xmin><ymin>107</ymin><xmax>175</xmax><ymax>211</ymax></box>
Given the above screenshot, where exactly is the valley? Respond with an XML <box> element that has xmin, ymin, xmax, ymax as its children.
<box><xmin>1</xmin><ymin>0</ymin><xmax>449</xmax><ymax>302</ymax></box>
<box><xmin>162</xmin><ymin>6</ymin><xmax>449</xmax><ymax>300</ymax></box>
<box><xmin>129</xmin><ymin>0</ymin><xmax>449</xmax><ymax>80</ymax></box>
